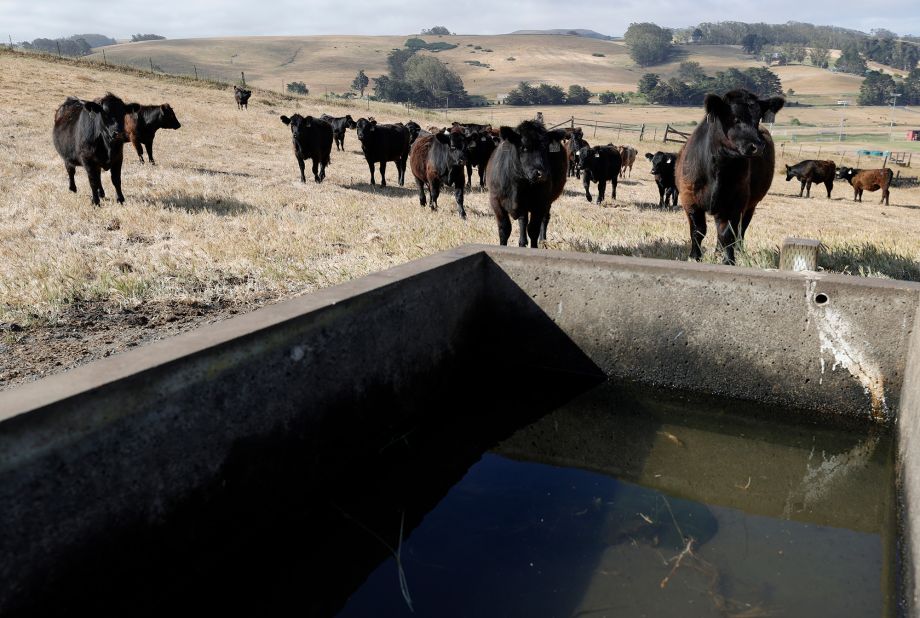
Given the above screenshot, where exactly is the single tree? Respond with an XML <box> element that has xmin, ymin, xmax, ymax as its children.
<box><xmin>352</xmin><ymin>70</ymin><xmax>369</xmax><ymax>97</ymax></box>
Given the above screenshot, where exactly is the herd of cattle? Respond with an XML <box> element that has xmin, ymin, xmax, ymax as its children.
<box><xmin>51</xmin><ymin>88</ymin><xmax>898</xmax><ymax>264</ymax></box>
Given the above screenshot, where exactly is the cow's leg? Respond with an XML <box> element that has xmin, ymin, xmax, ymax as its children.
<box><xmin>379</xmin><ymin>161</ymin><xmax>387</xmax><ymax>187</ymax></box>
<box><xmin>596</xmin><ymin>179</ymin><xmax>606</xmax><ymax>204</ymax></box>
<box><xmin>539</xmin><ymin>210</ymin><xmax>550</xmax><ymax>243</ymax></box>
<box><xmin>527</xmin><ymin>210</ymin><xmax>542</xmax><ymax>248</ymax></box>
<box><xmin>479</xmin><ymin>164</ymin><xmax>486</xmax><ymax>189</ymax></box>
<box><xmin>687</xmin><ymin>208</ymin><xmax>707</xmax><ymax>261</ymax></box>
<box><xmin>145</xmin><ymin>140</ymin><xmax>155</xmax><ymax>165</ymax></box>
<box><xmin>66</xmin><ymin>164</ymin><xmax>77</xmax><ymax>192</ymax></box>
<box><xmin>610</xmin><ymin>179</ymin><xmax>617</xmax><ymax>201</ymax></box>
<box><xmin>882</xmin><ymin>187</ymin><xmax>889</xmax><ymax>205</ymax></box>
<box><xmin>398</xmin><ymin>159</ymin><xmax>406</xmax><ymax>186</ymax></box>
<box><xmin>312</xmin><ymin>159</ymin><xmax>321</xmax><ymax>183</ymax></box>
<box><xmin>671</xmin><ymin>188</ymin><xmax>679</xmax><ymax>208</ymax></box>
<box><xmin>319</xmin><ymin>161</ymin><xmax>327</xmax><ymax>182</ymax></box>
<box><xmin>496</xmin><ymin>210</ymin><xmax>512</xmax><ymax>246</ymax></box>
<box><xmin>658</xmin><ymin>183</ymin><xmax>665</xmax><ymax>206</ymax></box>
<box><xmin>826</xmin><ymin>181</ymin><xmax>833</xmax><ymax>199</ymax></box>
<box><xmin>715</xmin><ymin>212</ymin><xmax>742</xmax><ymax>265</ymax></box>
<box><xmin>429</xmin><ymin>179</ymin><xmax>441</xmax><ymax>211</ymax></box>
<box><xmin>367</xmin><ymin>160</ymin><xmax>376</xmax><ymax>185</ymax></box>
<box><xmin>111</xmin><ymin>160</ymin><xmax>125</xmax><ymax>203</ymax></box>
<box><xmin>85</xmin><ymin>164</ymin><xmax>102</xmax><ymax>206</ymax></box>
<box><xmin>453</xmin><ymin>182</ymin><xmax>466</xmax><ymax>219</ymax></box>
<box><xmin>583</xmin><ymin>176</ymin><xmax>592</xmax><ymax>202</ymax></box>
<box><xmin>517</xmin><ymin>215</ymin><xmax>528</xmax><ymax>247</ymax></box>
<box><xmin>806</xmin><ymin>181</ymin><xmax>813</xmax><ymax>198</ymax></box>
<box><xmin>465</xmin><ymin>162</ymin><xmax>473</xmax><ymax>191</ymax></box>
<box><xmin>799</xmin><ymin>180</ymin><xmax>805</xmax><ymax>197</ymax></box>
<box><xmin>297</xmin><ymin>155</ymin><xmax>306</xmax><ymax>183</ymax></box>
<box><xmin>132</xmin><ymin>138</ymin><xmax>145</xmax><ymax>164</ymax></box>
<box><xmin>416</xmin><ymin>178</ymin><xmax>427</xmax><ymax>207</ymax></box>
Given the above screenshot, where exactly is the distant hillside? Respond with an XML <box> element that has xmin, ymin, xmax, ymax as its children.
<box><xmin>86</xmin><ymin>35</ymin><xmax>863</xmax><ymax>103</ymax></box>
<box><xmin>509</xmin><ymin>29</ymin><xmax>614</xmax><ymax>40</ymax></box>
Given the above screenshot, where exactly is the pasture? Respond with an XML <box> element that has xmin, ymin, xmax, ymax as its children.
<box><xmin>2</xmin><ymin>47</ymin><xmax>920</xmax><ymax>389</ymax></box>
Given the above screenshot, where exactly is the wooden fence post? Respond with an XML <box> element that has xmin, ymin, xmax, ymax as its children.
<box><xmin>194</xmin><ymin>65</ymin><xmax>198</xmax><ymax>80</ymax></box>
<box><xmin>56</xmin><ymin>41</ymin><xmax>62</xmax><ymax>57</ymax></box>
<box><xmin>102</xmin><ymin>49</ymin><xmax>107</xmax><ymax>65</ymax></box>
<box><xmin>149</xmin><ymin>57</ymin><xmax>154</xmax><ymax>72</ymax></box>
<box><xmin>639</xmin><ymin>124</ymin><xmax>645</xmax><ymax>142</ymax></box>
<box><xmin>570</xmin><ymin>116</ymin><xmax>574</xmax><ymax>129</ymax></box>
<box><xmin>241</xmin><ymin>71</ymin><xmax>246</xmax><ymax>85</ymax></box>
<box><xmin>594</xmin><ymin>120</ymin><xmax>598</xmax><ymax>137</ymax></box>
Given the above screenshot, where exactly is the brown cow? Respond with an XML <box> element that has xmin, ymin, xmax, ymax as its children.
<box><xmin>409</xmin><ymin>131</ymin><xmax>468</xmax><ymax>218</ymax></box>
<box><xmin>836</xmin><ymin>167</ymin><xmax>893</xmax><ymax>205</ymax></box>
<box><xmin>676</xmin><ymin>89</ymin><xmax>784</xmax><ymax>264</ymax></box>
<box><xmin>124</xmin><ymin>103</ymin><xmax>181</xmax><ymax>165</ymax></box>
<box><xmin>617</xmin><ymin>145</ymin><xmax>637</xmax><ymax>178</ymax></box>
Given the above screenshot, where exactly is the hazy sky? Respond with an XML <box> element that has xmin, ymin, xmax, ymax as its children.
<box><xmin>3</xmin><ymin>0</ymin><xmax>919</xmax><ymax>42</ymax></box>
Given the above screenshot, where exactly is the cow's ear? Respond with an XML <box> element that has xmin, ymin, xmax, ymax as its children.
<box><xmin>161</xmin><ymin>104</ymin><xmax>171</xmax><ymax>111</ymax></box>
<box><xmin>126</xmin><ymin>103</ymin><xmax>141</xmax><ymax>113</ymax></box>
<box><xmin>280</xmin><ymin>115</ymin><xmax>291</xmax><ymax>125</ymax></box>
<box><xmin>645</xmin><ymin>153</ymin><xmax>654</xmax><ymax>161</ymax></box>
<box><xmin>499</xmin><ymin>126</ymin><xmax>520</xmax><ymax>145</ymax></box>
<box><xmin>304</xmin><ymin>116</ymin><xmax>313</xmax><ymax>127</ymax></box>
<box><xmin>704</xmin><ymin>94</ymin><xmax>730</xmax><ymax>123</ymax></box>
<box><xmin>83</xmin><ymin>101</ymin><xmax>103</xmax><ymax>114</ymax></box>
<box><xmin>435</xmin><ymin>132</ymin><xmax>451</xmax><ymax>144</ymax></box>
<box><xmin>759</xmin><ymin>96</ymin><xmax>785</xmax><ymax>117</ymax></box>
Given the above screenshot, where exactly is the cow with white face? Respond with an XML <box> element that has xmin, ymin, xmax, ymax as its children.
<box><xmin>645</xmin><ymin>151</ymin><xmax>679</xmax><ymax>208</ymax></box>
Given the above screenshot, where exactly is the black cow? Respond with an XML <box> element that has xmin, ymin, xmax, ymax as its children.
<box><xmin>463</xmin><ymin>129</ymin><xmax>499</xmax><ymax>190</ymax></box>
<box><xmin>485</xmin><ymin>120</ymin><xmax>568</xmax><ymax>247</ymax></box>
<box><xmin>409</xmin><ymin>131</ymin><xmax>468</xmax><ymax>218</ymax></box>
<box><xmin>234</xmin><ymin>86</ymin><xmax>252</xmax><ymax>110</ymax></box>
<box><xmin>785</xmin><ymin>160</ymin><xmax>836</xmax><ymax>198</ymax></box>
<box><xmin>645</xmin><ymin>151</ymin><xmax>679</xmax><ymax>207</ymax></box>
<box><xmin>280</xmin><ymin>114</ymin><xmax>334</xmax><ymax>183</ymax></box>
<box><xmin>676</xmin><ymin>89</ymin><xmax>784</xmax><ymax>264</ymax></box>
<box><xmin>578</xmin><ymin>145</ymin><xmax>621</xmax><ymax>204</ymax></box>
<box><xmin>355</xmin><ymin>118</ymin><xmax>410</xmax><ymax>187</ymax></box>
<box><xmin>320</xmin><ymin>114</ymin><xmax>357</xmax><ymax>151</ymax></box>
<box><xmin>566</xmin><ymin>128</ymin><xmax>589</xmax><ymax>178</ymax></box>
<box><xmin>405</xmin><ymin>121</ymin><xmax>423</xmax><ymax>145</ymax></box>
<box><xmin>52</xmin><ymin>93</ymin><xmax>140</xmax><ymax>206</ymax></box>
<box><xmin>124</xmin><ymin>103</ymin><xmax>181</xmax><ymax>165</ymax></box>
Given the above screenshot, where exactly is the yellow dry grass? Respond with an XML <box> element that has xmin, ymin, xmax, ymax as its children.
<box><xmin>2</xmin><ymin>48</ymin><xmax>920</xmax><ymax>335</ymax></box>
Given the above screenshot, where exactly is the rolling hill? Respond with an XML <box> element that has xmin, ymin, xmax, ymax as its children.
<box><xmin>87</xmin><ymin>36</ymin><xmax>867</xmax><ymax>103</ymax></box>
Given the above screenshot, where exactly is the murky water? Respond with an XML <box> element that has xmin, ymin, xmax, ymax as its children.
<box><xmin>337</xmin><ymin>381</ymin><xmax>894</xmax><ymax>618</ymax></box>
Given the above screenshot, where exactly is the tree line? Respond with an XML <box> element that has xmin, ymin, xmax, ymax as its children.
<box><xmin>503</xmin><ymin>82</ymin><xmax>593</xmax><ymax>105</ymax></box>
<box><xmin>638</xmin><ymin>63</ymin><xmax>783</xmax><ymax>105</ymax></box>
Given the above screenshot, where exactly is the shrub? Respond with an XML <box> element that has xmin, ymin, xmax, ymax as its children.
<box><xmin>592</xmin><ymin>52</ymin><xmax>606</xmax><ymax>57</ymax></box>
<box><xmin>286</xmin><ymin>81</ymin><xmax>309</xmax><ymax>95</ymax></box>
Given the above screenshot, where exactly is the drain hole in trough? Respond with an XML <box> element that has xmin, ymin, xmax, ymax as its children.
<box><xmin>815</xmin><ymin>293</ymin><xmax>829</xmax><ymax>305</ymax></box>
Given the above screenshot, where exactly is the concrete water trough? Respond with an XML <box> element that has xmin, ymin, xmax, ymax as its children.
<box><xmin>3</xmin><ymin>245</ymin><xmax>920</xmax><ymax>615</ymax></box>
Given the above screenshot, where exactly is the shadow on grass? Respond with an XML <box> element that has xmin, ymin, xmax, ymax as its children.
<box><xmin>159</xmin><ymin>194</ymin><xmax>253</xmax><ymax>215</ymax></box>
<box><xmin>820</xmin><ymin>243</ymin><xmax>920</xmax><ymax>281</ymax></box>
<box><xmin>346</xmin><ymin>182</ymin><xmax>416</xmax><ymax>197</ymax></box>
<box><xmin>182</xmin><ymin>166</ymin><xmax>255</xmax><ymax>178</ymax></box>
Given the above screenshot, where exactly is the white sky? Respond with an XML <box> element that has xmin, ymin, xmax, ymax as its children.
<box><xmin>2</xmin><ymin>0</ymin><xmax>918</xmax><ymax>42</ymax></box>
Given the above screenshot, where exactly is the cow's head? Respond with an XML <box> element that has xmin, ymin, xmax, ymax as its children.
<box><xmin>88</xmin><ymin>93</ymin><xmax>137</xmax><ymax>143</ymax></box>
<box><xmin>280</xmin><ymin>114</ymin><xmax>313</xmax><ymax>140</ymax></box>
<box><xmin>160</xmin><ymin>103</ymin><xmax>182</xmax><ymax>130</ymax></box>
<box><xmin>355</xmin><ymin>118</ymin><xmax>377</xmax><ymax>141</ymax></box>
<box><xmin>648</xmin><ymin>151</ymin><xmax>676</xmax><ymax>176</ymax></box>
<box><xmin>704</xmin><ymin>89</ymin><xmax>784</xmax><ymax>158</ymax></box>
<box><xmin>500</xmin><ymin>120</ymin><xmax>567</xmax><ymax>183</ymax></box>
<box><xmin>436</xmin><ymin>130</ymin><xmax>467</xmax><ymax>169</ymax></box>
<box><xmin>344</xmin><ymin>115</ymin><xmax>357</xmax><ymax>129</ymax></box>
<box><xmin>836</xmin><ymin>166</ymin><xmax>857</xmax><ymax>183</ymax></box>
<box><xmin>785</xmin><ymin>164</ymin><xmax>794</xmax><ymax>181</ymax></box>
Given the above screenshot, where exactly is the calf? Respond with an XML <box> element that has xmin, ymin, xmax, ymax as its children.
<box><xmin>124</xmin><ymin>103</ymin><xmax>181</xmax><ymax>165</ymax></box>
<box><xmin>405</xmin><ymin>121</ymin><xmax>423</xmax><ymax>145</ymax></box>
<box><xmin>409</xmin><ymin>131</ymin><xmax>468</xmax><ymax>218</ymax></box>
<box><xmin>320</xmin><ymin>114</ymin><xmax>357</xmax><ymax>151</ymax></box>
<box><xmin>617</xmin><ymin>145</ymin><xmax>637</xmax><ymax>178</ymax></box>
<box><xmin>579</xmin><ymin>145</ymin><xmax>621</xmax><ymax>204</ymax></box>
<box><xmin>486</xmin><ymin>120</ymin><xmax>568</xmax><ymax>247</ymax></box>
<box><xmin>565</xmin><ymin>127</ymin><xmax>589</xmax><ymax>178</ymax></box>
<box><xmin>280</xmin><ymin>114</ymin><xmax>333</xmax><ymax>183</ymax></box>
<box><xmin>52</xmin><ymin>93</ymin><xmax>140</xmax><ymax>206</ymax></box>
<box><xmin>837</xmin><ymin>167</ymin><xmax>893</xmax><ymax>205</ymax></box>
<box><xmin>355</xmin><ymin>118</ymin><xmax>411</xmax><ymax>187</ymax></box>
<box><xmin>234</xmin><ymin>85</ymin><xmax>252</xmax><ymax>110</ymax></box>
<box><xmin>463</xmin><ymin>129</ymin><xmax>499</xmax><ymax>190</ymax></box>
<box><xmin>645</xmin><ymin>151</ymin><xmax>679</xmax><ymax>207</ymax></box>
<box><xmin>675</xmin><ymin>88</ymin><xmax>785</xmax><ymax>264</ymax></box>
<box><xmin>785</xmin><ymin>160</ymin><xmax>836</xmax><ymax>198</ymax></box>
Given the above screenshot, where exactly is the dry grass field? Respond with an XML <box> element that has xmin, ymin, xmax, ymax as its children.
<box><xmin>2</xmin><ymin>48</ymin><xmax>920</xmax><ymax>390</ymax></box>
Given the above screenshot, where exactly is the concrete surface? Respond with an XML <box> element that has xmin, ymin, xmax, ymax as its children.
<box><xmin>2</xmin><ymin>244</ymin><xmax>920</xmax><ymax>614</ymax></box>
